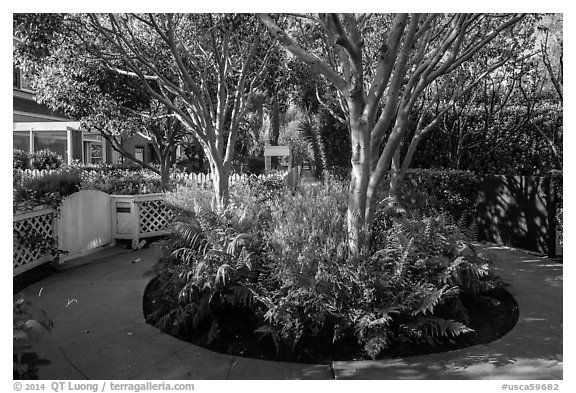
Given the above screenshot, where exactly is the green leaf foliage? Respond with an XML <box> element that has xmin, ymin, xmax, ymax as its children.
<box><xmin>150</xmin><ymin>171</ymin><xmax>505</xmax><ymax>360</ymax></box>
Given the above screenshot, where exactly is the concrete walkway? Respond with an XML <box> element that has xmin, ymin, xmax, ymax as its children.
<box><xmin>15</xmin><ymin>245</ymin><xmax>562</xmax><ymax>380</ymax></box>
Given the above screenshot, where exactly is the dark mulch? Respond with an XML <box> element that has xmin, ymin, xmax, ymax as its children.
<box><xmin>143</xmin><ymin>277</ymin><xmax>519</xmax><ymax>365</ymax></box>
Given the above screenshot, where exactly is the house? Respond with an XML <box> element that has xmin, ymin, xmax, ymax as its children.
<box><xmin>13</xmin><ymin>37</ymin><xmax>157</xmax><ymax>167</ymax></box>
<box><xmin>13</xmin><ymin>57</ymin><xmax>111</xmax><ymax>165</ymax></box>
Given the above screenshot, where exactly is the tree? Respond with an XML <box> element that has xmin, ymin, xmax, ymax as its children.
<box><xmin>259</xmin><ymin>13</ymin><xmax>525</xmax><ymax>253</ymax></box>
<box><xmin>16</xmin><ymin>14</ymin><xmax>274</xmax><ymax>205</ymax></box>
<box><xmin>407</xmin><ymin>14</ymin><xmax>562</xmax><ymax>175</ymax></box>
<box><xmin>536</xmin><ymin>14</ymin><xmax>562</xmax><ymax>102</ymax></box>
<box><xmin>14</xmin><ymin>14</ymin><xmax>187</xmax><ymax>190</ymax></box>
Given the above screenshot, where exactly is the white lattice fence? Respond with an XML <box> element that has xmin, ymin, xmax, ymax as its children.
<box><xmin>138</xmin><ymin>198</ymin><xmax>176</xmax><ymax>235</ymax></box>
<box><xmin>13</xmin><ymin>208</ymin><xmax>57</xmax><ymax>275</ymax></box>
<box><xmin>111</xmin><ymin>193</ymin><xmax>176</xmax><ymax>249</ymax></box>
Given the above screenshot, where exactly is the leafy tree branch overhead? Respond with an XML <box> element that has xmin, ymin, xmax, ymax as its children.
<box><xmin>259</xmin><ymin>13</ymin><xmax>526</xmax><ymax>254</ymax></box>
<box><xmin>14</xmin><ymin>13</ymin><xmax>276</xmax><ymax>199</ymax></box>
<box><xmin>15</xmin><ymin>13</ymin><xmax>559</xmax><ymax>256</ymax></box>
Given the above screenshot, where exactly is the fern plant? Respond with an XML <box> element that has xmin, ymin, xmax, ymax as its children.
<box><xmin>351</xmin><ymin>207</ymin><xmax>505</xmax><ymax>358</ymax></box>
<box><xmin>149</xmin><ymin>179</ymin><xmax>507</xmax><ymax>362</ymax></box>
<box><xmin>150</xmin><ymin>198</ymin><xmax>265</xmax><ymax>345</ymax></box>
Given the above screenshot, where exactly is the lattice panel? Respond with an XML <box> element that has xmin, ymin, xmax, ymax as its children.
<box><xmin>138</xmin><ymin>200</ymin><xmax>176</xmax><ymax>234</ymax></box>
<box><xmin>13</xmin><ymin>211</ymin><xmax>55</xmax><ymax>270</ymax></box>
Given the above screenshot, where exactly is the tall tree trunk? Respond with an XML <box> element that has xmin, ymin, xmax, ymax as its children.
<box><xmin>365</xmin><ymin>111</ymin><xmax>409</xmax><ymax>229</ymax></box>
<box><xmin>159</xmin><ymin>151</ymin><xmax>172</xmax><ymax>191</ymax></box>
<box><xmin>211</xmin><ymin>161</ymin><xmax>230</xmax><ymax>210</ymax></box>
<box><xmin>347</xmin><ymin>113</ymin><xmax>371</xmax><ymax>255</ymax></box>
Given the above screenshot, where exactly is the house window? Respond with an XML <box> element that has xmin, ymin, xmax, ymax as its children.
<box><xmin>13</xmin><ymin>66</ymin><xmax>32</xmax><ymax>90</ymax></box>
<box><xmin>134</xmin><ymin>146</ymin><xmax>145</xmax><ymax>163</ymax></box>
<box><xmin>84</xmin><ymin>141</ymin><xmax>102</xmax><ymax>164</ymax></box>
<box><xmin>33</xmin><ymin>131</ymin><xmax>68</xmax><ymax>163</ymax></box>
<box><xmin>13</xmin><ymin>131</ymin><xmax>30</xmax><ymax>151</ymax></box>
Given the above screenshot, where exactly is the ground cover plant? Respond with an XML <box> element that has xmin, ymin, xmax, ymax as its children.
<box><xmin>145</xmin><ymin>176</ymin><xmax>517</xmax><ymax>362</ymax></box>
<box><xmin>13</xmin><ymin>298</ymin><xmax>53</xmax><ymax>379</ymax></box>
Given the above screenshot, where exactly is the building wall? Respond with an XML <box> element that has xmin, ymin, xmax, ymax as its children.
<box><xmin>114</xmin><ymin>133</ymin><xmax>155</xmax><ymax>165</ymax></box>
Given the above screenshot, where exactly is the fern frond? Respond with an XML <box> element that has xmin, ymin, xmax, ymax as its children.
<box><xmin>172</xmin><ymin>222</ymin><xmax>208</xmax><ymax>252</ymax></box>
<box><xmin>215</xmin><ymin>264</ymin><xmax>233</xmax><ymax>285</ymax></box>
<box><xmin>368</xmin><ymin>305</ymin><xmax>402</xmax><ymax>328</ymax></box>
<box><xmin>171</xmin><ymin>248</ymin><xmax>199</xmax><ymax>265</ymax></box>
<box><xmin>255</xmin><ymin>324</ymin><xmax>281</xmax><ymax>354</ymax></box>
<box><xmin>364</xmin><ymin>334</ymin><xmax>390</xmax><ymax>359</ymax></box>
<box><xmin>394</xmin><ymin>237</ymin><xmax>414</xmax><ymax>280</ymax></box>
<box><xmin>411</xmin><ymin>285</ymin><xmax>459</xmax><ymax>316</ymax></box>
<box><xmin>420</xmin><ymin>317</ymin><xmax>474</xmax><ymax>338</ymax></box>
<box><xmin>226</xmin><ymin>233</ymin><xmax>250</xmax><ymax>255</ymax></box>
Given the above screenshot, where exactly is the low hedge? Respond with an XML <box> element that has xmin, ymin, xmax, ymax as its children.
<box><xmin>399</xmin><ymin>169</ymin><xmax>481</xmax><ymax>224</ymax></box>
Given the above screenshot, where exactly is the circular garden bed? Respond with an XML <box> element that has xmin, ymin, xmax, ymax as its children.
<box><xmin>143</xmin><ymin>276</ymin><xmax>518</xmax><ymax>364</ymax></box>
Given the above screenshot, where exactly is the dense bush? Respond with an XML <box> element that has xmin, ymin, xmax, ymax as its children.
<box><xmin>13</xmin><ymin>171</ymin><xmax>81</xmax><ymax>212</ymax></box>
<box><xmin>398</xmin><ymin>169</ymin><xmax>481</xmax><ymax>226</ymax></box>
<box><xmin>252</xmin><ymin>189</ymin><xmax>498</xmax><ymax>358</ymax></box>
<box><xmin>13</xmin><ymin>150</ymin><xmax>30</xmax><ymax>170</ymax></box>
<box><xmin>149</xmin><ymin>175</ymin><xmax>504</xmax><ymax>360</ymax></box>
<box><xmin>245</xmin><ymin>172</ymin><xmax>286</xmax><ymax>202</ymax></box>
<box><xmin>410</xmin><ymin>101</ymin><xmax>562</xmax><ymax>176</ymax></box>
<box><xmin>79</xmin><ymin>168</ymin><xmax>164</xmax><ymax>195</ymax></box>
<box><xmin>31</xmin><ymin>149</ymin><xmax>63</xmax><ymax>170</ymax></box>
<box><xmin>13</xmin><ymin>149</ymin><xmax>63</xmax><ymax>170</ymax></box>
<box><xmin>13</xmin><ymin>164</ymin><xmax>162</xmax><ymax>211</ymax></box>
<box><xmin>150</xmin><ymin>180</ymin><xmax>270</xmax><ymax>344</ymax></box>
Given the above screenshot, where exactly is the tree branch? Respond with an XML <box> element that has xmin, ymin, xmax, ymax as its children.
<box><xmin>258</xmin><ymin>13</ymin><xmax>348</xmax><ymax>92</ymax></box>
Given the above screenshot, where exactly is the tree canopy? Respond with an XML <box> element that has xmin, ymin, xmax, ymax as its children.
<box><xmin>14</xmin><ymin>13</ymin><xmax>276</xmax><ymax>200</ymax></box>
<box><xmin>259</xmin><ymin>13</ymin><xmax>528</xmax><ymax>252</ymax></box>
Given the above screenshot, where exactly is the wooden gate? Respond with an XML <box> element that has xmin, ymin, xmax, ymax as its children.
<box><xmin>57</xmin><ymin>190</ymin><xmax>112</xmax><ymax>261</ymax></box>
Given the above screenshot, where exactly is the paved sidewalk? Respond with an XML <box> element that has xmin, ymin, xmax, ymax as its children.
<box><xmin>333</xmin><ymin>246</ymin><xmax>563</xmax><ymax>379</ymax></box>
<box><xmin>15</xmin><ymin>245</ymin><xmax>562</xmax><ymax>380</ymax></box>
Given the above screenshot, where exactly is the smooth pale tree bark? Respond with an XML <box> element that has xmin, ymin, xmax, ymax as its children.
<box><xmin>82</xmin><ymin>14</ymin><xmax>272</xmax><ymax>209</ymax></box>
<box><xmin>259</xmin><ymin>13</ymin><xmax>524</xmax><ymax>254</ymax></box>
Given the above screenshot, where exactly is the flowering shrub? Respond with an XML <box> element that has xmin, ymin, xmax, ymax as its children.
<box><xmin>31</xmin><ymin>149</ymin><xmax>63</xmax><ymax>170</ymax></box>
<box><xmin>13</xmin><ymin>149</ymin><xmax>63</xmax><ymax>170</ymax></box>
